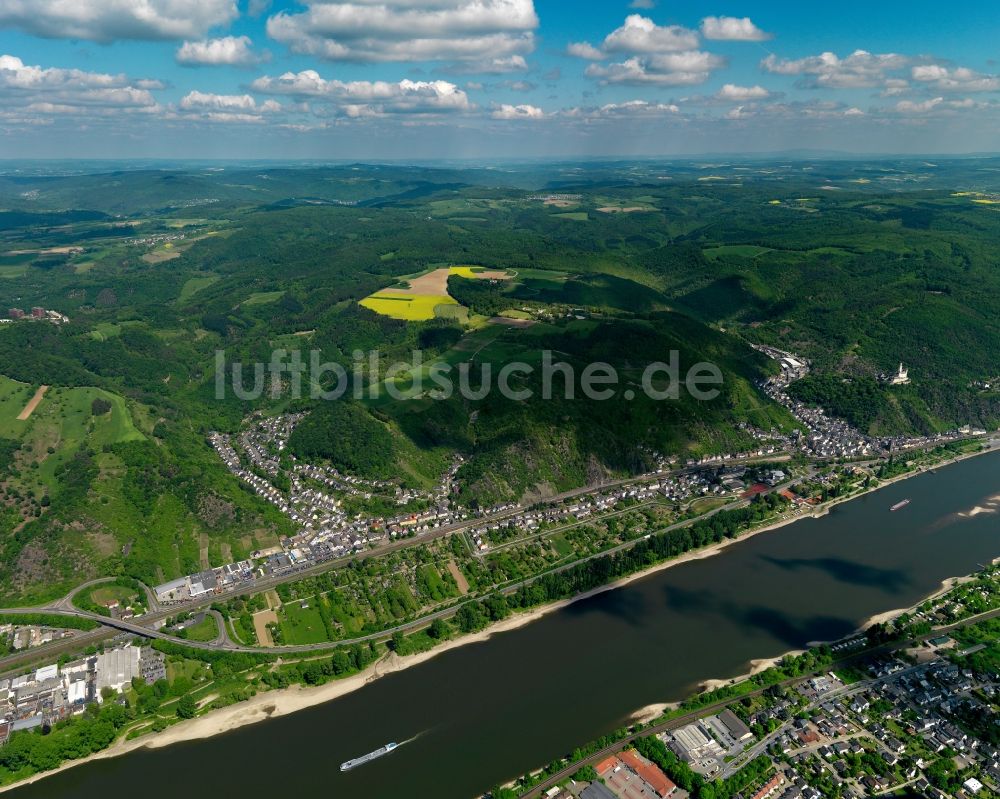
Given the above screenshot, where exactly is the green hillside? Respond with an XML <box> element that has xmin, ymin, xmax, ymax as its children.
<box><xmin>0</xmin><ymin>160</ymin><xmax>999</xmax><ymax>600</ymax></box>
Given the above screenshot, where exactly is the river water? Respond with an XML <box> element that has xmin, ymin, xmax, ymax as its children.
<box><xmin>13</xmin><ymin>451</ymin><xmax>1000</xmax><ymax>799</ymax></box>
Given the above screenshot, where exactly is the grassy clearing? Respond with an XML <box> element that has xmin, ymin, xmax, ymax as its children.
<box><xmin>553</xmin><ymin>212</ymin><xmax>589</xmax><ymax>221</ymax></box>
<box><xmin>687</xmin><ymin>496</ymin><xmax>734</xmax><ymax>514</ymax></box>
<box><xmin>0</xmin><ymin>378</ymin><xmax>145</xmax><ymax>502</ymax></box>
<box><xmin>434</xmin><ymin>304</ymin><xmax>470</xmax><ymax>323</ymax></box>
<box><xmin>279</xmin><ymin>599</ymin><xmax>330</xmax><ymax>645</ymax></box>
<box><xmin>141</xmin><ymin>245</ymin><xmax>182</xmax><ymax>264</ymax></box>
<box><xmin>0</xmin><ymin>264</ymin><xmax>28</xmax><ymax>279</ymax></box>
<box><xmin>183</xmin><ymin>614</ymin><xmax>219</xmax><ymax>643</ymax></box>
<box><xmin>0</xmin><ymin>376</ymin><xmax>34</xmax><ymax>438</ymax></box>
<box><xmin>178</xmin><ymin>274</ymin><xmax>220</xmax><ymax>303</ymax></box>
<box><xmin>242</xmin><ymin>291</ymin><xmax>285</xmax><ymax>307</ymax></box>
<box><xmin>88</xmin><ymin>321</ymin><xmax>144</xmax><ymax>341</ymax></box>
<box><xmin>88</xmin><ymin>584</ymin><xmax>141</xmax><ymax>607</ymax></box>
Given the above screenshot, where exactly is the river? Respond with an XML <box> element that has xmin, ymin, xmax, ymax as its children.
<box><xmin>12</xmin><ymin>450</ymin><xmax>1000</xmax><ymax>799</ymax></box>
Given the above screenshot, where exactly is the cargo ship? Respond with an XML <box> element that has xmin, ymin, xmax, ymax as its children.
<box><xmin>890</xmin><ymin>499</ymin><xmax>911</xmax><ymax>512</ymax></box>
<box><xmin>340</xmin><ymin>742</ymin><xmax>398</xmax><ymax>771</ymax></box>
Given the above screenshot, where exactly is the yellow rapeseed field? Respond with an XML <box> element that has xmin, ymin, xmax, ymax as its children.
<box><xmin>359</xmin><ymin>291</ymin><xmax>458</xmax><ymax>321</ymax></box>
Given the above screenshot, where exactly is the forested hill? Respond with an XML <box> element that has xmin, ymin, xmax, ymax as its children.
<box><xmin>0</xmin><ymin>159</ymin><xmax>998</xmax><ymax>601</ymax></box>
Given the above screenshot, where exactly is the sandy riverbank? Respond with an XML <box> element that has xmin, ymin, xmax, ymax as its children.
<box><xmin>859</xmin><ymin>566</ymin><xmax>998</xmax><ymax>630</ymax></box>
<box><xmin>0</xmin><ymin>511</ymin><xmax>824</xmax><ymax>792</ymax></box>
<box><xmin>0</xmin><ymin>607</ymin><xmax>561</xmax><ymax>794</ymax></box>
<box><xmin>3</xmin><ymin>440</ymin><xmax>996</xmax><ymax>792</ymax></box>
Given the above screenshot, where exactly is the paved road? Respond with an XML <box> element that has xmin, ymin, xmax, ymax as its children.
<box><xmin>207</xmin><ymin>609</ymin><xmax>232</xmax><ymax>648</ymax></box>
<box><xmin>46</xmin><ymin>576</ymin><xmax>117</xmax><ymax>611</ymax></box>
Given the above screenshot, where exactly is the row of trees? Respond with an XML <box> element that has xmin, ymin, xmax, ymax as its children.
<box><xmin>261</xmin><ymin>641</ymin><xmax>380</xmax><ymax>688</ymax></box>
<box><xmin>456</xmin><ymin>494</ymin><xmax>789</xmax><ymax>635</ymax></box>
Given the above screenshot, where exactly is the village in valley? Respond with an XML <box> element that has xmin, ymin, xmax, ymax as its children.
<box><xmin>164</xmin><ymin>345</ymin><xmax>985</xmax><ymax>620</ymax></box>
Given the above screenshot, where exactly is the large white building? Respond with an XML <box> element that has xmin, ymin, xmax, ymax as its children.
<box><xmin>95</xmin><ymin>645</ymin><xmax>141</xmax><ymax>697</ymax></box>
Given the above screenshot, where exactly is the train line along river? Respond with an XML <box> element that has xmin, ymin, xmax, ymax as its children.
<box><xmin>11</xmin><ymin>449</ymin><xmax>1000</xmax><ymax>799</ymax></box>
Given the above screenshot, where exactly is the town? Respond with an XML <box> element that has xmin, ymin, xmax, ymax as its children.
<box><xmin>0</xmin><ymin>306</ymin><xmax>70</xmax><ymax>325</ymax></box>
<box><xmin>751</xmin><ymin>345</ymin><xmax>980</xmax><ymax>460</ymax></box>
<box><xmin>519</xmin><ymin>565</ymin><xmax>1000</xmax><ymax>799</ymax></box>
<box><xmin>179</xmin><ymin>346</ymin><xmax>989</xmax><ymax>614</ymax></box>
<box><xmin>0</xmin><ymin>642</ymin><xmax>166</xmax><ymax>744</ymax></box>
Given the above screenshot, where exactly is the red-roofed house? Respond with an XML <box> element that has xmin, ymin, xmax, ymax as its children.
<box><xmin>595</xmin><ymin>754</ymin><xmax>621</xmax><ymax>777</ymax></box>
<box><xmin>741</xmin><ymin>483</ymin><xmax>770</xmax><ymax>499</ymax></box>
<box><xmin>749</xmin><ymin>773</ymin><xmax>785</xmax><ymax>799</ymax></box>
<box><xmin>618</xmin><ymin>749</ymin><xmax>677</xmax><ymax>798</ymax></box>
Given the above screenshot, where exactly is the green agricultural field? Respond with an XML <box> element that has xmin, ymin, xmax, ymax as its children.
<box><xmin>279</xmin><ymin>599</ymin><xmax>331</xmax><ymax>645</ymax></box>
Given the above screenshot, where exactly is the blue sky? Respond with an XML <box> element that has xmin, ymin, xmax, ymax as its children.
<box><xmin>0</xmin><ymin>0</ymin><xmax>998</xmax><ymax>158</ymax></box>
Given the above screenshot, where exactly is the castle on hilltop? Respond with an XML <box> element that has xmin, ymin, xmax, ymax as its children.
<box><xmin>890</xmin><ymin>363</ymin><xmax>910</xmax><ymax>385</ymax></box>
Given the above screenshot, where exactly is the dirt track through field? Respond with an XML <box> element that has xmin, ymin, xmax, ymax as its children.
<box><xmin>403</xmin><ymin>267</ymin><xmax>511</xmax><ymax>295</ymax></box>
<box><xmin>253</xmin><ymin>609</ymin><xmax>278</xmax><ymax>647</ymax></box>
<box><xmin>16</xmin><ymin>385</ymin><xmax>48</xmax><ymax>421</ymax></box>
<box><xmin>447</xmin><ymin>559</ymin><xmax>470</xmax><ymax>595</ymax></box>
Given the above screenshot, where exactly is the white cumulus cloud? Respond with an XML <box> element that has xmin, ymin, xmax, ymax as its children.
<box><xmin>0</xmin><ymin>0</ymin><xmax>238</xmax><ymax>42</ymax></box>
<box><xmin>567</xmin><ymin>15</ymin><xmax>699</xmax><ymax>61</ymax></box>
<box><xmin>700</xmin><ymin>16</ymin><xmax>771</xmax><ymax>42</ymax></box>
<box><xmin>176</xmin><ymin>36</ymin><xmax>268</xmax><ymax>67</ymax></box>
<box><xmin>566</xmin><ymin>42</ymin><xmax>605</xmax><ymax>61</ymax></box>
<box><xmin>716</xmin><ymin>83</ymin><xmax>771</xmax><ymax>101</ymax></box>
<box><xmin>251</xmin><ymin>70</ymin><xmax>472</xmax><ymax>115</ymax></box>
<box><xmin>562</xmin><ymin>99</ymin><xmax>679</xmax><ymax>119</ymax></box>
<box><xmin>0</xmin><ymin>54</ymin><xmax>158</xmax><ymax>111</ymax></box>
<box><xmin>762</xmin><ymin>50</ymin><xmax>909</xmax><ymax>89</ymax></box>
<box><xmin>491</xmin><ymin>103</ymin><xmax>543</xmax><ymax>119</ymax></box>
<box><xmin>180</xmin><ymin>91</ymin><xmax>257</xmax><ymax>111</ymax></box>
<box><xmin>602</xmin><ymin>15</ymin><xmax>699</xmax><ymax>54</ymax></box>
<box><xmin>174</xmin><ymin>90</ymin><xmax>282</xmax><ymax>122</ymax></box>
<box><xmin>911</xmin><ymin>64</ymin><xmax>1000</xmax><ymax>92</ymax></box>
<box><xmin>265</xmin><ymin>0</ymin><xmax>538</xmax><ymax>66</ymax></box>
<box><xmin>439</xmin><ymin>55</ymin><xmax>528</xmax><ymax>74</ymax></box>
<box><xmin>894</xmin><ymin>96</ymin><xmax>944</xmax><ymax>114</ymax></box>
<box><xmin>586</xmin><ymin>51</ymin><xmax>724</xmax><ymax>86</ymax></box>
<box><xmin>571</xmin><ymin>15</ymin><xmax>723</xmax><ymax>88</ymax></box>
